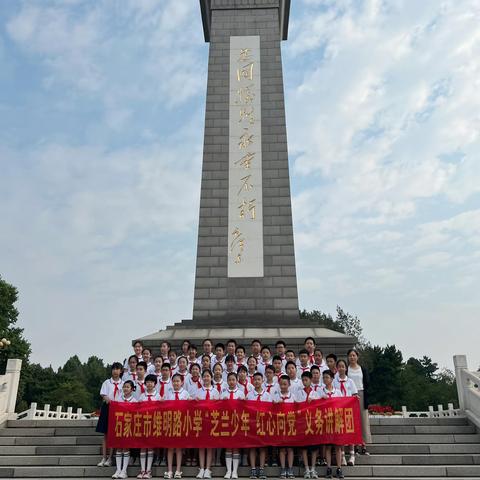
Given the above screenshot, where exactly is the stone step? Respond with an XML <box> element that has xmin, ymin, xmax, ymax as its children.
<box><xmin>371</xmin><ymin>434</ymin><xmax>480</xmax><ymax>444</ymax></box>
<box><xmin>370</xmin><ymin>425</ymin><xmax>476</xmax><ymax>434</ymax></box>
<box><xmin>369</xmin><ymin>417</ymin><xmax>469</xmax><ymax>426</ymax></box>
<box><xmin>1</xmin><ymin>454</ymin><xmax>480</xmax><ymax>467</ymax></box>
<box><xmin>368</xmin><ymin>443</ymin><xmax>480</xmax><ymax>454</ymax></box>
<box><xmin>2</xmin><ymin>465</ymin><xmax>480</xmax><ymax>477</ymax></box>
<box><xmin>7</xmin><ymin>420</ymin><xmax>98</xmax><ymax>428</ymax></box>
<box><xmin>0</xmin><ymin>436</ymin><xmax>103</xmax><ymax>446</ymax></box>
<box><xmin>0</xmin><ymin>427</ymin><xmax>100</xmax><ymax>437</ymax></box>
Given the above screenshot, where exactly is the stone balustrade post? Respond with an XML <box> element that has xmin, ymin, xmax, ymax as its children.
<box><xmin>454</xmin><ymin>355</ymin><xmax>468</xmax><ymax>411</ymax></box>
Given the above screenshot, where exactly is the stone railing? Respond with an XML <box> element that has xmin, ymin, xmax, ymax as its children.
<box><xmin>455</xmin><ymin>354</ymin><xmax>480</xmax><ymax>428</ymax></box>
<box><xmin>0</xmin><ymin>359</ymin><xmax>22</xmax><ymax>426</ymax></box>
<box><xmin>17</xmin><ymin>402</ymin><xmax>95</xmax><ymax>420</ymax></box>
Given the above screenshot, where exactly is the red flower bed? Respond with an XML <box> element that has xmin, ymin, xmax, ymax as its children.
<box><xmin>368</xmin><ymin>404</ymin><xmax>394</xmax><ymax>415</ymax></box>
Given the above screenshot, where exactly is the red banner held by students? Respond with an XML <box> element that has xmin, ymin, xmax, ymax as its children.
<box><xmin>107</xmin><ymin>397</ymin><xmax>362</xmax><ymax>449</ymax></box>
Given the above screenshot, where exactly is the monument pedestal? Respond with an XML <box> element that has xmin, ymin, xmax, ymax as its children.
<box><xmin>137</xmin><ymin>323</ymin><xmax>355</xmax><ymax>358</ymax></box>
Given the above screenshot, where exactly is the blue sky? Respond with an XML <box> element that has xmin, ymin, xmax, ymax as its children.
<box><xmin>0</xmin><ymin>0</ymin><xmax>479</xmax><ymax>372</ymax></box>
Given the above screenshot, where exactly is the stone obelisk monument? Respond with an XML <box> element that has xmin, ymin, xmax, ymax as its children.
<box><xmin>193</xmin><ymin>0</ymin><xmax>298</xmax><ymax>326</ymax></box>
<box><xmin>138</xmin><ymin>0</ymin><xmax>354</xmax><ymax>353</ymax></box>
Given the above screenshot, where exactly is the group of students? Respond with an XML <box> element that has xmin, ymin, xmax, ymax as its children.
<box><xmin>96</xmin><ymin>337</ymin><xmax>371</xmax><ymax>480</ymax></box>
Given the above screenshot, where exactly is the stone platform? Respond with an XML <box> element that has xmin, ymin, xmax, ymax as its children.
<box><xmin>137</xmin><ymin>324</ymin><xmax>355</xmax><ymax>357</ymax></box>
<box><xmin>1</xmin><ymin>416</ymin><xmax>480</xmax><ymax>478</ymax></box>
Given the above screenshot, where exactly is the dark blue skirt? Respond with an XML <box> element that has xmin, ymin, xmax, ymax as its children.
<box><xmin>96</xmin><ymin>402</ymin><xmax>109</xmax><ymax>434</ymax></box>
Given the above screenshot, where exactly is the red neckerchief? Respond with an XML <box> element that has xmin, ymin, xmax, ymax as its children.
<box><xmin>339</xmin><ymin>379</ymin><xmax>347</xmax><ymax>396</ymax></box>
<box><xmin>304</xmin><ymin>386</ymin><xmax>312</xmax><ymax>400</ymax></box>
<box><xmin>215</xmin><ymin>382</ymin><xmax>222</xmax><ymax>393</ymax></box>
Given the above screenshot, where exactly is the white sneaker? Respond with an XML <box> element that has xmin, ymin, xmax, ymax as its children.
<box><xmin>231</xmin><ymin>473</ymin><xmax>238</xmax><ymax>479</ymax></box>
<box><xmin>197</xmin><ymin>469</ymin><xmax>205</xmax><ymax>479</ymax></box>
<box><xmin>204</xmin><ymin>469</ymin><xmax>212</xmax><ymax>479</ymax></box>
<box><xmin>174</xmin><ymin>472</ymin><xmax>182</xmax><ymax>479</ymax></box>
<box><xmin>303</xmin><ymin>469</ymin><xmax>310</xmax><ymax>479</ymax></box>
<box><xmin>97</xmin><ymin>458</ymin><xmax>107</xmax><ymax>467</ymax></box>
<box><xmin>224</xmin><ymin>472</ymin><xmax>231</xmax><ymax>479</ymax></box>
<box><xmin>104</xmin><ymin>458</ymin><xmax>113</xmax><ymax>467</ymax></box>
<box><xmin>164</xmin><ymin>472</ymin><xmax>173</xmax><ymax>479</ymax></box>
<box><xmin>310</xmin><ymin>470</ymin><xmax>318</xmax><ymax>479</ymax></box>
<box><xmin>341</xmin><ymin>454</ymin><xmax>347</xmax><ymax>466</ymax></box>
<box><xmin>112</xmin><ymin>471</ymin><xmax>121</xmax><ymax>479</ymax></box>
<box><xmin>119</xmin><ymin>473</ymin><xmax>129</xmax><ymax>479</ymax></box>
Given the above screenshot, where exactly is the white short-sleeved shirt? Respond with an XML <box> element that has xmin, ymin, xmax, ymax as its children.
<box><xmin>122</xmin><ymin>370</ymin><xmax>138</xmax><ymax>382</ymax></box>
<box><xmin>334</xmin><ymin>376</ymin><xmax>358</xmax><ymax>397</ymax></box>
<box><xmin>187</xmin><ymin>358</ymin><xmax>201</xmax><ymax>369</ymax></box>
<box><xmin>120</xmin><ymin>394</ymin><xmax>137</xmax><ymax>403</ymax></box>
<box><xmin>211</xmin><ymin>356</ymin><xmax>226</xmax><ymax>368</ymax></box>
<box><xmin>100</xmin><ymin>378</ymin><xmax>123</xmax><ymax>401</ymax></box>
<box><xmin>139</xmin><ymin>391</ymin><xmax>162</xmax><ymax>402</ymax></box>
<box><xmin>197</xmin><ymin>352</ymin><xmax>215</xmax><ymax>363</ymax></box>
<box><xmin>272</xmin><ymin>390</ymin><xmax>295</xmax><ymax>403</ymax></box>
<box><xmin>294</xmin><ymin>387</ymin><xmax>320</xmax><ymax>403</ymax></box>
<box><xmin>246</xmin><ymin>389</ymin><xmax>273</xmax><ymax>402</ymax></box>
<box><xmin>247</xmin><ymin>373</ymin><xmax>258</xmax><ymax>385</ymax></box>
<box><xmin>312</xmin><ymin>382</ymin><xmax>324</xmax><ymax>393</ymax></box>
<box><xmin>257</xmin><ymin>360</ymin><xmax>271</xmax><ymax>376</ymax></box>
<box><xmin>288</xmin><ymin>377</ymin><xmax>302</xmax><ymax>394</ymax></box>
<box><xmin>164</xmin><ymin>388</ymin><xmax>191</xmax><ymax>401</ymax></box>
<box><xmin>238</xmin><ymin>381</ymin><xmax>254</xmax><ymax>397</ymax></box>
<box><xmin>196</xmin><ymin>386</ymin><xmax>221</xmax><ymax>400</ymax></box>
<box><xmin>212</xmin><ymin>380</ymin><xmax>227</xmax><ymax>396</ymax></box>
<box><xmin>184</xmin><ymin>376</ymin><xmax>203</xmax><ymax>397</ymax></box>
<box><xmin>346</xmin><ymin>366</ymin><xmax>364</xmax><ymax>391</ymax></box>
<box><xmin>157</xmin><ymin>378</ymin><xmax>173</xmax><ymax>398</ymax></box>
<box><xmin>133</xmin><ymin>380</ymin><xmax>147</xmax><ymax>400</ymax></box>
<box><xmin>313</xmin><ymin>362</ymin><xmax>328</xmax><ymax>374</ymax></box>
<box><xmin>319</xmin><ymin>386</ymin><xmax>342</xmax><ymax>399</ymax></box>
<box><xmin>221</xmin><ymin>387</ymin><xmax>245</xmax><ymax>400</ymax></box>
<box><xmin>146</xmin><ymin>363</ymin><xmax>155</xmax><ymax>375</ymax></box>
<box><xmin>172</xmin><ymin>370</ymin><xmax>189</xmax><ymax>382</ymax></box>
<box><xmin>296</xmin><ymin>365</ymin><xmax>312</xmax><ymax>378</ymax></box>
<box><xmin>263</xmin><ymin>382</ymin><xmax>279</xmax><ymax>397</ymax></box>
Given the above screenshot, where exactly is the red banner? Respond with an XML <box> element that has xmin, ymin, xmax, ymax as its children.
<box><xmin>107</xmin><ymin>398</ymin><xmax>362</xmax><ymax>448</ymax></box>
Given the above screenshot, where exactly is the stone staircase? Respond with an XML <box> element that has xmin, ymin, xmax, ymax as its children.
<box><xmin>0</xmin><ymin>416</ymin><xmax>479</xmax><ymax>479</ymax></box>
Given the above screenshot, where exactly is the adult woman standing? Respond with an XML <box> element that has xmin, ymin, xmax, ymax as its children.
<box><xmin>347</xmin><ymin>349</ymin><xmax>372</xmax><ymax>456</ymax></box>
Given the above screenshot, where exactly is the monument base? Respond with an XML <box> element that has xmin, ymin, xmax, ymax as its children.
<box><xmin>136</xmin><ymin>321</ymin><xmax>355</xmax><ymax>358</ymax></box>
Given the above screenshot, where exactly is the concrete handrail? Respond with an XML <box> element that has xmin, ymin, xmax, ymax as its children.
<box><xmin>454</xmin><ymin>354</ymin><xmax>480</xmax><ymax>428</ymax></box>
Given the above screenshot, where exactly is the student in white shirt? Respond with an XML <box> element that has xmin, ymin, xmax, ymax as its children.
<box><xmin>303</xmin><ymin>337</ymin><xmax>316</xmax><ymax>366</ymax></box>
<box><xmin>310</xmin><ymin>365</ymin><xmax>323</xmax><ymax>393</ymax></box>
<box><xmin>274</xmin><ymin>340</ymin><xmax>287</xmax><ymax>367</ymax></box>
<box><xmin>271</xmin><ymin>356</ymin><xmax>285</xmax><ymax>383</ymax></box>
<box><xmin>257</xmin><ymin>346</ymin><xmax>272</xmax><ymax>376</ymax></box>
<box><xmin>296</xmin><ymin>349</ymin><xmax>311</xmax><ymax>378</ymax></box>
<box><xmin>247</xmin><ymin>356</ymin><xmax>258</xmax><ymax>384</ymax></box>
<box><xmin>235</xmin><ymin>345</ymin><xmax>247</xmax><ymax>369</ymax></box>
<box><xmin>196</xmin><ymin>369</ymin><xmax>219</xmax><ymax>479</ymax></box>
<box><xmin>225</xmin><ymin>339</ymin><xmax>237</xmax><ymax>360</ymax></box>
<box><xmin>142</xmin><ymin>348</ymin><xmax>155</xmax><ymax>375</ymax></box>
<box><xmin>185</xmin><ymin>363</ymin><xmax>203</xmax><ymax>398</ymax></box>
<box><xmin>212</xmin><ymin>342</ymin><xmax>226</xmax><ymax>368</ymax></box>
<box><xmin>223</xmin><ymin>355</ymin><xmax>237</xmax><ymax>381</ymax></box>
<box><xmin>313</xmin><ymin>349</ymin><xmax>328</xmax><ymax>373</ymax></box>
<box><xmin>152</xmin><ymin>355</ymin><xmax>164</xmax><ymax>380</ymax></box>
<box><xmin>201</xmin><ymin>354</ymin><xmax>212</xmax><ymax>373</ymax></box>
<box><xmin>123</xmin><ymin>341</ymin><xmax>144</xmax><ymax>370</ymax></box>
<box><xmin>250</xmin><ymin>339</ymin><xmax>262</xmax><ymax>363</ymax></box>
<box><xmin>174</xmin><ymin>356</ymin><xmax>189</xmax><ymax>383</ymax></box>
<box><xmin>160</xmin><ymin>341</ymin><xmax>171</xmax><ymax>362</ymax></box>
<box><xmin>97</xmin><ymin>362</ymin><xmax>123</xmax><ymax>467</ymax></box>
<box><xmin>122</xmin><ymin>355</ymin><xmax>139</xmax><ymax>382</ymax></box>
<box><xmin>134</xmin><ymin>362</ymin><xmax>148</xmax><ymax>400</ymax></box>
<box><xmin>273</xmin><ymin>376</ymin><xmax>295</xmax><ymax>479</ymax></box>
<box><xmin>263</xmin><ymin>365</ymin><xmax>279</xmax><ymax>396</ymax></box>
<box><xmin>157</xmin><ymin>363</ymin><xmax>173</xmax><ymax>399</ymax></box>
<box><xmin>199</xmin><ymin>339</ymin><xmax>215</xmax><ymax>362</ymax></box>
<box><xmin>187</xmin><ymin>344</ymin><xmax>200</xmax><ymax>370</ymax></box>
<box><xmin>335</xmin><ymin>359</ymin><xmax>358</xmax><ymax>468</ymax></box>
<box><xmin>212</xmin><ymin>363</ymin><xmax>227</xmax><ymax>396</ymax></box>
<box><xmin>164</xmin><ymin>374</ymin><xmax>191</xmax><ymax>479</ymax></box>
<box><xmin>321</xmin><ymin>370</ymin><xmax>343</xmax><ymax>480</ymax></box>
<box><xmin>137</xmin><ymin>375</ymin><xmax>160</xmax><ymax>479</ymax></box>
<box><xmin>295</xmin><ymin>372</ymin><xmax>320</xmax><ymax>479</ymax></box>
<box><xmin>237</xmin><ymin>365</ymin><xmax>254</xmax><ymax>397</ymax></box>
<box><xmin>113</xmin><ymin>381</ymin><xmax>137</xmax><ymax>479</ymax></box>
<box><xmin>285</xmin><ymin>361</ymin><xmax>302</xmax><ymax>395</ymax></box>
<box><xmin>246</xmin><ymin>373</ymin><xmax>272</xmax><ymax>479</ymax></box>
<box><xmin>168</xmin><ymin>350</ymin><xmax>178</xmax><ymax>372</ymax></box>
<box><xmin>221</xmin><ymin>372</ymin><xmax>244</xmax><ymax>479</ymax></box>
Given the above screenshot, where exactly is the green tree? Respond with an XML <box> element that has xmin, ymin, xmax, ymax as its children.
<box><xmin>300</xmin><ymin>309</ymin><xmax>345</xmax><ymax>332</ymax></box>
<box><xmin>0</xmin><ymin>275</ymin><xmax>31</xmax><ymax>373</ymax></box>
<box><xmin>335</xmin><ymin>306</ymin><xmax>367</xmax><ymax>347</ymax></box>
